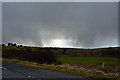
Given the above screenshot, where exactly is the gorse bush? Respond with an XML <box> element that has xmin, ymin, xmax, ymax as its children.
<box><xmin>2</xmin><ymin>46</ymin><xmax>56</xmax><ymax>64</ymax></box>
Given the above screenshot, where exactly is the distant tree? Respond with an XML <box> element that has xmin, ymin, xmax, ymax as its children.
<box><xmin>2</xmin><ymin>43</ymin><xmax>6</xmax><ymax>46</ymax></box>
<box><xmin>8</xmin><ymin>43</ymin><xmax>17</xmax><ymax>46</ymax></box>
<box><xmin>8</xmin><ymin>43</ymin><xmax>11</xmax><ymax>46</ymax></box>
<box><xmin>20</xmin><ymin>45</ymin><xmax>22</xmax><ymax>47</ymax></box>
<box><xmin>13</xmin><ymin>43</ymin><xmax>17</xmax><ymax>46</ymax></box>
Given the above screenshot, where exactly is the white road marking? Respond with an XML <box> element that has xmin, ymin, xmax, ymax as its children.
<box><xmin>27</xmin><ymin>75</ymin><xmax>36</xmax><ymax>78</ymax></box>
<box><xmin>28</xmin><ymin>75</ymin><xmax>31</xmax><ymax>78</ymax></box>
<box><xmin>0</xmin><ymin>67</ymin><xmax>7</xmax><ymax>70</ymax></box>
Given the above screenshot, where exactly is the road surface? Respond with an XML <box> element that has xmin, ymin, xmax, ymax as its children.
<box><xmin>2</xmin><ymin>62</ymin><xmax>92</xmax><ymax>80</ymax></box>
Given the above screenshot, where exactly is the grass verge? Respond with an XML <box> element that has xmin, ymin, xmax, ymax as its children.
<box><xmin>2</xmin><ymin>58</ymin><xmax>119</xmax><ymax>79</ymax></box>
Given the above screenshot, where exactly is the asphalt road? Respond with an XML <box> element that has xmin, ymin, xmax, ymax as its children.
<box><xmin>2</xmin><ymin>62</ymin><xmax>92</xmax><ymax>80</ymax></box>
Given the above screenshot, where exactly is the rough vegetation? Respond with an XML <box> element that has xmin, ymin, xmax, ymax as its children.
<box><xmin>2</xmin><ymin>46</ymin><xmax>56</xmax><ymax>64</ymax></box>
<box><xmin>56</xmin><ymin>48</ymin><xmax>120</xmax><ymax>57</ymax></box>
<box><xmin>2</xmin><ymin>46</ymin><xmax>120</xmax><ymax>79</ymax></box>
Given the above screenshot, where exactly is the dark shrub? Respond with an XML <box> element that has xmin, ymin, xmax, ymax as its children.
<box><xmin>2</xmin><ymin>46</ymin><xmax>56</xmax><ymax>64</ymax></box>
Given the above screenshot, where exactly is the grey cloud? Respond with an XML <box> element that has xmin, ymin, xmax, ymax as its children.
<box><xmin>2</xmin><ymin>2</ymin><xmax>118</xmax><ymax>48</ymax></box>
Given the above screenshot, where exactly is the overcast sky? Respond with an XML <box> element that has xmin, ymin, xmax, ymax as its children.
<box><xmin>2</xmin><ymin>2</ymin><xmax>118</xmax><ymax>48</ymax></box>
<box><xmin>2</xmin><ymin>0</ymin><xmax>120</xmax><ymax>2</ymax></box>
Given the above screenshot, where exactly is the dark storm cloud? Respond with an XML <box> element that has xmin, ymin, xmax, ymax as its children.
<box><xmin>2</xmin><ymin>2</ymin><xmax>118</xmax><ymax>48</ymax></box>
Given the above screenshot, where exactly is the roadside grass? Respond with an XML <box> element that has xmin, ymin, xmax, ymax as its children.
<box><xmin>3</xmin><ymin>58</ymin><xmax>119</xmax><ymax>79</ymax></box>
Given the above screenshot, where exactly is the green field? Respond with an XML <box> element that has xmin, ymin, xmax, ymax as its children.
<box><xmin>57</xmin><ymin>56</ymin><xmax>120</xmax><ymax>73</ymax></box>
<box><xmin>57</xmin><ymin>56</ymin><xmax>119</xmax><ymax>65</ymax></box>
